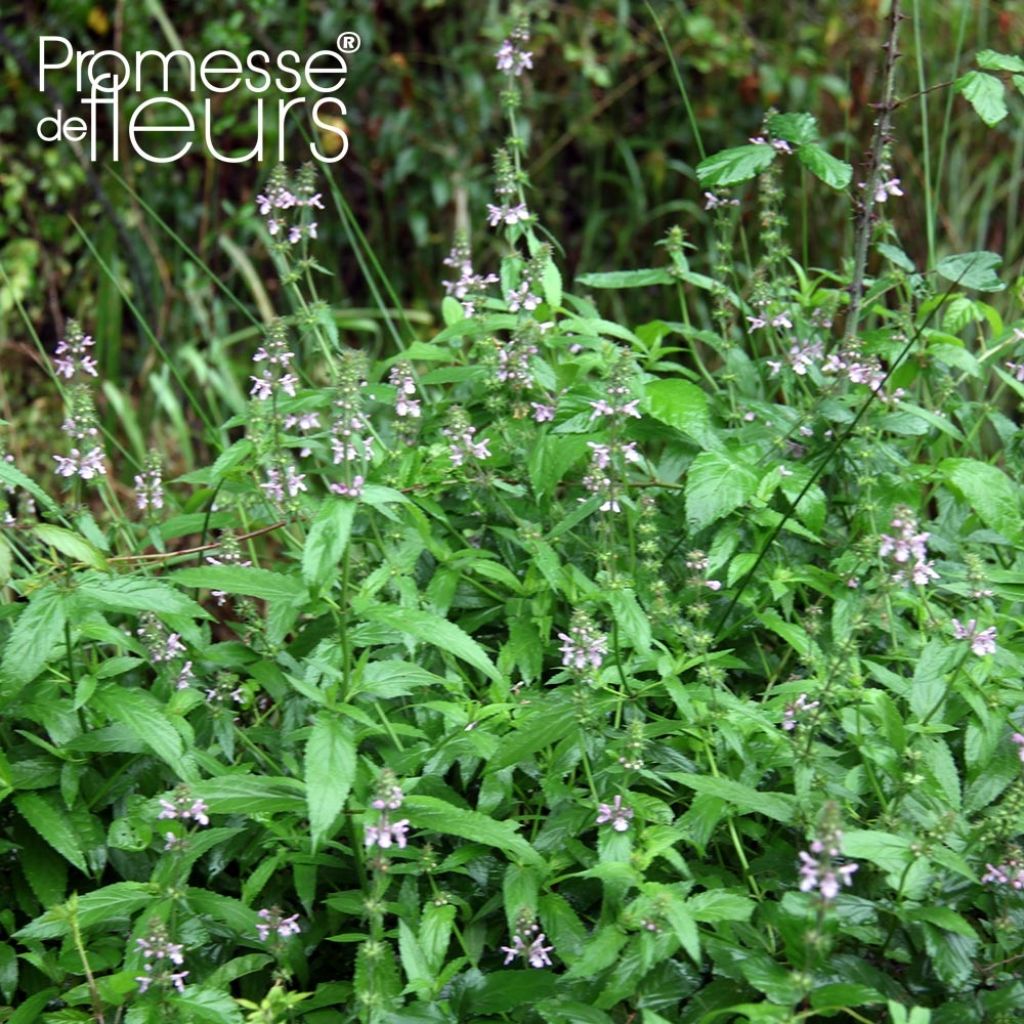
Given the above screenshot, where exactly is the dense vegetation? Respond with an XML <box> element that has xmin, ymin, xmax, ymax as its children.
<box><xmin>1</xmin><ymin>2</ymin><xmax>1024</xmax><ymax>1022</ymax></box>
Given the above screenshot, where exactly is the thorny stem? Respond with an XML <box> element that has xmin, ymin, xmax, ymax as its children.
<box><xmin>844</xmin><ymin>0</ymin><xmax>903</xmax><ymax>348</ymax></box>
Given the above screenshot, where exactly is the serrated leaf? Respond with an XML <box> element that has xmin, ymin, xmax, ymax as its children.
<box><xmin>696</xmin><ymin>144</ymin><xmax>777</xmax><ymax>187</ymax></box>
<box><xmin>576</xmin><ymin>269</ymin><xmax>676</xmax><ymax>289</ymax></box>
<box><xmin>841</xmin><ymin>830</ymin><xmax>912</xmax><ymax>873</ymax></box>
<box><xmin>93</xmin><ymin>687</ymin><xmax>192</xmax><ymax>780</ymax></box>
<box><xmin>685</xmin><ymin>451</ymin><xmax>759</xmax><ymax>530</ymax></box>
<box><xmin>955</xmin><ymin>70</ymin><xmax>1008</xmax><ymax>126</ymax></box>
<box><xmin>487</xmin><ymin>701</ymin><xmax>577</xmax><ymax>771</ymax></box>
<box><xmin>976</xmin><ymin>49</ymin><xmax>1024</xmax><ymax>72</ymax></box>
<box><xmin>796</xmin><ymin>144</ymin><xmax>853</xmax><ymax>189</ymax></box>
<box><xmin>171</xmin><ymin>565</ymin><xmax>305</xmax><ymax>602</ymax></box>
<box><xmin>16</xmin><ymin>882</ymin><xmax>154</xmax><ymax>940</ymax></box>
<box><xmin>76</xmin><ymin>576</ymin><xmax>209</xmax><ymax>620</ymax></box>
<box><xmin>766</xmin><ymin>112</ymin><xmax>819</xmax><ymax>145</ymax></box>
<box><xmin>305</xmin><ymin>713</ymin><xmax>356</xmax><ymax>850</ymax></box>
<box><xmin>686</xmin><ymin>890</ymin><xmax>755</xmax><ymax>923</ymax></box>
<box><xmin>190</xmin><ymin>776</ymin><xmax>307</xmax><ymax>815</ymax></box>
<box><xmin>0</xmin><ymin>586</ymin><xmax>67</xmax><ymax>701</ymax></box>
<box><xmin>0</xmin><ymin>459</ymin><xmax>60</xmax><ymax>515</ymax></box>
<box><xmin>645</xmin><ymin>378</ymin><xmax>713</xmax><ymax>447</ymax></box>
<box><xmin>357</xmin><ymin>603</ymin><xmax>501</xmax><ymax>684</ymax></box>
<box><xmin>541</xmin><ymin>258</ymin><xmax>562</xmax><ymax>309</ymax></box>
<box><xmin>33</xmin><ymin>524</ymin><xmax>108</xmax><ymax>570</ymax></box>
<box><xmin>607</xmin><ymin>588</ymin><xmax>651</xmax><ymax>654</ymax></box>
<box><xmin>418</xmin><ymin>903</ymin><xmax>455</xmax><ymax>973</ymax></box>
<box><xmin>398</xmin><ymin>920</ymin><xmax>433</xmax><ymax>999</ymax></box>
<box><xmin>940</xmin><ymin>457</ymin><xmax>1021</xmax><ymax>541</ymax></box>
<box><xmin>13</xmin><ymin>793</ymin><xmax>87</xmax><ymax>873</ymax></box>
<box><xmin>402</xmin><ymin>795</ymin><xmax>543</xmax><ymax>866</ymax></box>
<box><xmin>302</xmin><ymin>500</ymin><xmax>356</xmax><ymax>590</ymax></box>
<box><xmin>877</xmin><ymin>242</ymin><xmax>916</xmax><ymax>272</ymax></box>
<box><xmin>935</xmin><ymin>250</ymin><xmax>1005</xmax><ymax>292</ymax></box>
<box><xmin>169</xmin><ymin>988</ymin><xmax>244</xmax><ymax>1024</ymax></box>
<box><xmin>668</xmin><ymin>773</ymin><xmax>796</xmax><ymax>823</ymax></box>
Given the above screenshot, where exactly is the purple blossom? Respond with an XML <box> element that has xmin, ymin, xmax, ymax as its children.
<box><xmin>329</xmin><ymin>475</ymin><xmax>365</xmax><ymax>499</ymax></box>
<box><xmin>54</xmin><ymin>327</ymin><xmax>98</xmax><ymax>380</ymax></box>
<box><xmin>782</xmin><ymin>693</ymin><xmax>820</xmax><ymax>731</ymax></box>
<box><xmin>558</xmin><ymin>615</ymin><xmax>607</xmax><ymax>671</ymax></box>
<box><xmin>531</xmin><ymin>402</ymin><xmax>555</xmax><ymax>422</ymax></box>
<box><xmin>798</xmin><ymin>850</ymin><xmax>858</xmax><ymax>900</ymax></box>
<box><xmin>157</xmin><ymin>793</ymin><xmax>209</xmax><ymax>826</ymax></box>
<box><xmin>874</xmin><ymin>177</ymin><xmax>904</xmax><ymax>203</ymax></box>
<box><xmin>596</xmin><ymin>795</ymin><xmax>634</xmax><ymax>832</ymax></box>
<box><xmin>257</xmin><ymin>907</ymin><xmax>302</xmax><ymax>942</ymax></box>
<box><xmin>506</xmin><ymin>282</ymin><xmax>541</xmax><ymax>313</ymax></box>
<box><xmin>495</xmin><ymin>25</ymin><xmax>533</xmax><ymax>77</ymax></box>
<box><xmin>364</xmin><ymin>818</ymin><xmax>410</xmax><ymax>850</ymax></box>
<box><xmin>951</xmin><ymin>618</ymin><xmax>997</xmax><ymax>657</ymax></box>
<box><xmin>501</xmin><ymin>924</ymin><xmax>554</xmax><ymax>968</ymax></box>
<box><xmin>1012</xmin><ymin>733</ymin><xmax>1024</xmax><ymax>763</ymax></box>
<box><xmin>53</xmin><ymin>447</ymin><xmax>106</xmax><ymax>480</ymax></box>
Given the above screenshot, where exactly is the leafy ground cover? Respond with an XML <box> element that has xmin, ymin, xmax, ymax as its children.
<box><xmin>1</xmin><ymin>3</ymin><xmax>1024</xmax><ymax>1023</ymax></box>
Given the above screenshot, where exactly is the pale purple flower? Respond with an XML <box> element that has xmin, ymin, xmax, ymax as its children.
<box><xmin>157</xmin><ymin>793</ymin><xmax>209</xmax><ymax>827</ymax></box>
<box><xmin>495</xmin><ymin>27</ymin><xmax>533</xmax><ymax>77</ymax></box>
<box><xmin>782</xmin><ymin>693</ymin><xmax>820</xmax><ymax>731</ymax></box>
<box><xmin>798</xmin><ymin>850</ymin><xmax>858</xmax><ymax>900</ymax></box>
<box><xmin>506</xmin><ymin>282</ymin><xmax>541</xmax><ymax>313</ymax></box>
<box><xmin>329</xmin><ymin>475</ymin><xmax>365</xmax><ymax>499</ymax></box>
<box><xmin>982</xmin><ymin>859</ymin><xmax>1024</xmax><ymax>889</ymax></box>
<box><xmin>704</xmin><ymin>191</ymin><xmax>739</xmax><ymax>210</ymax></box>
<box><xmin>53</xmin><ymin>447</ymin><xmax>106</xmax><ymax>480</ymax></box>
<box><xmin>501</xmin><ymin>925</ymin><xmax>554</xmax><ymax>968</ymax></box>
<box><xmin>1011</xmin><ymin>733</ymin><xmax>1024</xmax><ymax>763</ymax></box>
<box><xmin>54</xmin><ymin>330</ymin><xmax>98</xmax><ymax>380</ymax></box>
<box><xmin>257</xmin><ymin>908</ymin><xmax>301</xmax><ymax>942</ymax></box>
<box><xmin>952</xmin><ymin>619</ymin><xmax>997</xmax><ymax>656</ymax></box>
<box><xmin>531</xmin><ymin>402</ymin><xmax>555</xmax><ymax>422</ymax></box>
<box><xmin>175</xmin><ymin>661</ymin><xmax>194</xmax><ymax>690</ymax></box>
<box><xmin>364</xmin><ymin>818</ymin><xmax>410</xmax><ymax>850</ymax></box>
<box><xmin>558</xmin><ymin>616</ymin><xmax>607</xmax><ymax>671</ymax></box>
<box><xmin>874</xmin><ymin>177</ymin><xmax>903</xmax><ymax>203</ymax></box>
<box><xmin>596</xmin><ymin>795</ymin><xmax>633</xmax><ymax>832</ymax></box>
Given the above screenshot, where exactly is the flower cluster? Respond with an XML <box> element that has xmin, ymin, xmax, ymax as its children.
<box><xmin>135</xmin><ymin>922</ymin><xmax>187</xmax><ymax>995</ymax></box>
<box><xmin>596</xmin><ymin>795</ymin><xmax>633</xmax><ymax>832</ymax></box>
<box><xmin>501</xmin><ymin>915</ymin><xmax>554</xmax><ymax>969</ymax></box>
<box><xmin>283</xmin><ymin>411</ymin><xmax>321</xmax><ymax>458</ymax></box>
<box><xmin>704</xmin><ymin>191</ymin><xmax>740</xmax><ymax>211</ymax></box>
<box><xmin>982</xmin><ymin>855</ymin><xmax>1024</xmax><ymax>890</ymax></box>
<box><xmin>684</xmin><ymin>550</ymin><xmax>722</xmax><ymax>592</ymax></box>
<box><xmin>443</xmin><ymin>407</ymin><xmax>491</xmax><ymax>468</ymax></box>
<box><xmin>797</xmin><ymin>811</ymin><xmax>858</xmax><ymax>902</ymax></box>
<box><xmin>441</xmin><ymin>237</ymin><xmax>498</xmax><ymax>318</ymax></box>
<box><xmin>205</xmin><ymin>534</ymin><xmax>253</xmax><ymax>606</ymax></box>
<box><xmin>331</xmin><ymin>352</ymin><xmax>373</xmax><ymax>468</ymax></box>
<box><xmin>256</xmin><ymin>906</ymin><xmax>302</xmax><ymax>942</ymax></box>
<box><xmin>766</xmin><ymin>340</ymin><xmax>823</xmax><ymax>378</ymax></box>
<box><xmin>557</xmin><ymin>611</ymin><xmax>607</xmax><ymax>672</ymax></box>
<box><xmin>157</xmin><ymin>788</ymin><xmax>209</xmax><ymax>827</ymax></box>
<box><xmin>255</xmin><ymin>163</ymin><xmax>323</xmax><ymax>244</ymax></box>
<box><xmin>951</xmin><ymin>618</ymin><xmax>997</xmax><ymax>657</ymax></box>
<box><xmin>495</xmin><ymin>21</ymin><xmax>533</xmax><ymax>78</ymax></box>
<box><xmin>365</xmin><ymin>770</ymin><xmax>410</xmax><ymax>853</ymax></box>
<box><xmin>136</xmin><ymin>612</ymin><xmax>186</xmax><ymax>663</ymax></box>
<box><xmin>260</xmin><ymin>461</ymin><xmax>307</xmax><ymax>503</ymax></box>
<box><xmin>53</xmin><ymin>319</ymin><xmax>98</xmax><ymax>380</ymax></box>
<box><xmin>133</xmin><ymin>454</ymin><xmax>165</xmax><ymax>512</ymax></box>
<box><xmin>53</xmin><ymin>376</ymin><xmax>106</xmax><ymax>482</ymax></box>
<box><xmin>782</xmin><ymin>692</ymin><xmax>820</xmax><ymax>730</ymax></box>
<box><xmin>878</xmin><ymin>507</ymin><xmax>939</xmax><ymax>587</ymax></box>
<box><xmin>489</xmin><ymin>147</ymin><xmax>531</xmax><ymax>240</ymax></box>
<box><xmin>1012</xmin><ymin>732</ymin><xmax>1024</xmax><ymax>764</ymax></box>
<box><xmin>250</xmin><ymin>319</ymin><xmax>299</xmax><ymax>401</ymax></box>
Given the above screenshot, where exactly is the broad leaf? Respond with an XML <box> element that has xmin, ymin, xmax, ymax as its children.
<box><xmin>696</xmin><ymin>144</ymin><xmax>776</xmax><ymax>187</ymax></box>
<box><xmin>305</xmin><ymin>713</ymin><xmax>356</xmax><ymax>850</ymax></box>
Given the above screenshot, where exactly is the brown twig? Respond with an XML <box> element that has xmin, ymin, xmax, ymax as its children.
<box><xmin>105</xmin><ymin>520</ymin><xmax>288</xmax><ymax>563</ymax></box>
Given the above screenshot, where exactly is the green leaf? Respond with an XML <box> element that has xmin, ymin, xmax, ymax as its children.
<box><xmin>303</xmin><ymin>499</ymin><xmax>356</xmax><ymax>590</ymax></box>
<box><xmin>797</xmin><ymin>144</ymin><xmax>853</xmax><ymax>190</ymax></box>
<box><xmin>607</xmin><ymin>589</ymin><xmax>651</xmax><ymax>654</ymax></box>
<box><xmin>488</xmin><ymin>701</ymin><xmax>577</xmax><ymax>771</ymax></box>
<box><xmin>935</xmin><ymin>250</ymin><xmax>1005</xmax><ymax>292</ymax></box>
<box><xmin>305</xmin><ymin>713</ymin><xmax>356</xmax><ymax>850</ymax></box>
<box><xmin>398</xmin><ymin>920</ymin><xmax>434</xmax><ymax>999</ymax></box>
<box><xmin>576</xmin><ymin>269</ymin><xmax>676</xmax><ymax>289</ymax></box>
<box><xmin>685</xmin><ymin>451</ymin><xmax>759</xmax><ymax>530</ymax></box>
<box><xmin>877</xmin><ymin>242</ymin><xmax>916</xmax><ymax>272</ymax></box>
<box><xmin>841</xmin><ymin>830</ymin><xmax>912</xmax><ymax>874</ymax></box>
<box><xmin>0</xmin><ymin>458</ymin><xmax>60</xmax><ymax>515</ymax></box>
<box><xmin>418</xmin><ymin>903</ymin><xmax>455</xmax><ymax>973</ymax></box>
<box><xmin>766</xmin><ymin>111</ymin><xmax>819</xmax><ymax>145</ymax></box>
<box><xmin>76</xmin><ymin>576</ymin><xmax>209</xmax><ymax>619</ymax></box>
<box><xmin>686</xmin><ymin>890</ymin><xmax>756</xmax><ymax>923</ymax></box>
<box><xmin>668</xmin><ymin>773</ymin><xmax>796</xmax><ymax>823</ymax></box>
<box><xmin>14</xmin><ymin>793</ymin><xmax>88</xmax><ymax>873</ymax></box>
<box><xmin>976</xmin><ymin>49</ymin><xmax>1024</xmax><ymax>72</ymax></box>
<box><xmin>190</xmin><ymin>775</ymin><xmax>307</xmax><ymax>815</ymax></box>
<box><xmin>940</xmin><ymin>458</ymin><xmax>1021</xmax><ymax>540</ymax></box>
<box><xmin>541</xmin><ymin>257</ymin><xmax>563</xmax><ymax>309</ymax></box>
<box><xmin>696</xmin><ymin>144</ymin><xmax>777</xmax><ymax>187</ymax></box>
<box><xmin>357</xmin><ymin>603</ymin><xmax>502</xmax><ymax>684</ymax></box>
<box><xmin>645</xmin><ymin>378</ymin><xmax>713</xmax><ymax>447</ymax></box>
<box><xmin>0</xmin><ymin>586</ymin><xmax>67</xmax><ymax>702</ymax></box>
<box><xmin>402</xmin><ymin>795</ymin><xmax>543</xmax><ymax>867</ymax></box>
<box><xmin>171</xmin><ymin>565</ymin><xmax>306</xmax><ymax>602</ymax></box>
<box><xmin>170</xmin><ymin>988</ymin><xmax>244</xmax><ymax>1024</ymax></box>
<box><xmin>809</xmin><ymin>984</ymin><xmax>883</xmax><ymax>1010</ymax></box>
<box><xmin>93</xmin><ymin>687</ymin><xmax>192</xmax><ymax>780</ymax></box>
<box><xmin>955</xmin><ymin>70</ymin><xmax>1008</xmax><ymax>126</ymax></box>
<box><xmin>16</xmin><ymin>882</ymin><xmax>154</xmax><ymax>940</ymax></box>
<box><xmin>904</xmin><ymin>906</ymin><xmax>978</xmax><ymax>939</ymax></box>
<box><xmin>33</xmin><ymin>524</ymin><xmax>108</xmax><ymax>570</ymax></box>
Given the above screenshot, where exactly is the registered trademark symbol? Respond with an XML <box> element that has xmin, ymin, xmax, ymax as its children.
<box><xmin>336</xmin><ymin>32</ymin><xmax>361</xmax><ymax>54</ymax></box>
